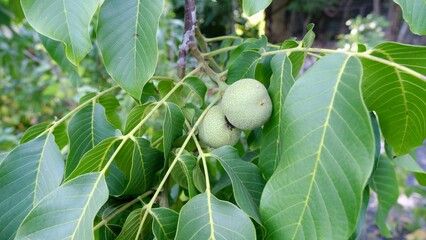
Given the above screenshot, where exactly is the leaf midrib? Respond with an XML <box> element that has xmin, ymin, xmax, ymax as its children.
<box><xmin>291</xmin><ymin>56</ymin><xmax>351</xmax><ymax>239</ymax></box>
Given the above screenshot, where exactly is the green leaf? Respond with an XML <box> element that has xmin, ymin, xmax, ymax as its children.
<box><xmin>114</xmin><ymin>138</ymin><xmax>164</xmax><ymax>196</ymax></box>
<box><xmin>97</xmin><ymin>0</ymin><xmax>164</xmax><ymax>99</ymax></box>
<box><xmin>349</xmin><ymin>187</ymin><xmax>370</xmax><ymax>240</ymax></box>
<box><xmin>171</xmin><ymin>153</ymin><xmax>198</xmax><ymax>198</ymax></box>
<box><xmin>0</xmin><ymin>134</ymin><xmax>64</xmax><ymax>240</ymax></box>
<box><xmin>370</xmin><ymin>155</ymin><xmax>399</xmax><ymax>237</ymax></box>
<box><xmin>394</xmin><ymin>0</ymin><xmax>426</xmax><ymax>35</ymax></box>
<box><xmin>98</xmin><ymin>94</ymin><xmax>122</xmax><ymax>130</ymax></box>
<box><xmin>302</xmin><ymin>23</ymin><xmax>315</xmax><ymax>48</ymax></box>
<box><xmin>227</xmin><ymin>50</ymin><xmax>261</xmax><ymax>84</ymax></box>
<box><xmin>0</xmin><ymin>152</ymin><xmax>7</xmax><ymax>165</ymax></box>
<box><xmin>66</xmin><ymin>103</ymin><xmax>117</xmax><ymax>176</ymax></box>
<box><xmin>163</xmin><ymin>102</ymin><xmax>184</xmax><ymax>161</ymax></box>
<box><xmin>394</xmin><ymin>152</ymin><xmax>426</xmax><ymax>186</ymax></box>
<box><xmin>361</xmin><ymin>42</ymin><xmax>426</xmax><ymax>155</ymax></box>
<box><xmin>67</xmin><ymin>137</ymin><xmax>118</xmax><ymax>181</ymax></box>
<box><xmin>40</xmin><ymin>34</ymin><xmax>80</xmax><ymax>86</ymax></box>
<box><xmin>116</xmin><ymin>208</ymin><xmax>152</xmax><ymax>240</ymax></box>
<box><xmin>259</xmin><ymin>53</ymin><xmax>294</xmax><ymax>179</ymax></box>
<box><xmin>175</xmin><ymin>192</ymin><xmax>256</xmax><ymax>239</ymax></box>
<box><xmin>210</xmin><ymin>146</ymin><xmax>266</xmax><ymax>224</ymax></box>
<box><xmin>15</xmin><ymin>173</ymin><xmax>108</xmax><ymax>240</ymax></box>
<box><xmin>20</xmin><ymin>122</ymin><xmax>68</xmax><ymax>149</ymax></box>
<box><xmin>229</xmin><ymin>36</ymin><xmax>267</xmax><ymax>65</ymax></box>
<box><xmin>281</xmin><ymin>40</ymin><xmax>305</xmax><ymax>78</ymax></box>
<box><xmin>124</xmin><ymin>103</ymin><xmax>154</xmax><ymax>136</ymax></box>
<box><xmin>151</xmin><ymin>208</ymin><xmax>179</xmax><ymax>240</ymax></box>
<box><xmin>183</xmin><ymin>77</ymin><xmax>207</xmax><ymax>105</ymax></box>
<box><xmin>158</xmin><ymin>81</ymin><xmax>184</xmax><ymax>106</ymax></box>
<box><xmin>21</xmin><ymin>0</ymin><xmax>98</xmax><ymax>65</ymax></box>
<box><xmin>260</xmin><ymin>54</ymin><xmax>375</xmax><ymax>239</ymax></box>
<box><xmin>242</xmin><ymin>0</ymin><xmax>272</xmax><ymax>17</ymax></box>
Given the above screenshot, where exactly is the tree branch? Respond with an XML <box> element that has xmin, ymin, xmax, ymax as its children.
<box><xmin>177</xmin><ymin>0</ymin><xmax>196</xmax><ymax>78</ymax></box>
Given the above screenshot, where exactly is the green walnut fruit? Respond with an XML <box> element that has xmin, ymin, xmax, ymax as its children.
<box><xmin>198</xmin><ymin>105</ymin><xmax>241</xmax><ymax>148</ymax></box>
<box><xmin>221</xmin><ymin>78</ymin><xmax>272</xmax><ymax>130</ymax></box>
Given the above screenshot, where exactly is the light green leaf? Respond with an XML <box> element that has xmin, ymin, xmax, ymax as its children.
<box><xmin>20</xmin><ymin>122</ymin><xmax>68</xmax><ymax>149</ymax></box>
<box><xmin>361</xmin><ymin>42</ymin><xmax>426</xmax><ymax>155</ymax></box>
<box><xmin>227</xmin><ymin>50</ymin><xmax>261</xmax><ymax>84</ymax></box>
<box><xmin>242</xmin><ymin>0</ymin><xmax>272</xmax><ymax>17</ymax></box>
<box><xmin>395</xmin><ymin>152</ymin><xmax>426</xmax><ymax>186</ymax></box>
<box><xmin>97</xmin><ymin>0</ymin><xmax>164</xmax><ymax>99</ymax></box>
<box><xmin>66</xmin><ymin>103</ymin><xmax>116</xmax><ymax>176</ymax></box>
<box><xmin>21</xmin><ymin>0</ymin><xmax>98</xmax><ymax>65</ymax></box>
<box><xmin>394</xmin><ymin>0</ymin><xmax>426</xmax><ymax>35</ymax></box>
<box><xmin>175</xmin><ymin>192</ymin><xmax>256</xmax><ymax>239</ymax></box>
<box><xmin>15</xmin><ymin>173</ymin><xmax>108</xmax><ymax>240</ymax></box>
<box><xmin>116</xmin><ymin>208</ymin><xmax>152</xmax><ymax>240</ymax></box>
<box><xmin>259</xmin><ymin>53</ymin><xmax>294</xmax><ymax>179</ymax></box>
<box><xmin>114</xmin><ymin>138</ymin><xmax>164</xmax><ymax>196</ymax></box>
<box><xmin>151</xmin><ymin>208</ymin><xmax>179</xmax><ymax>240</ymax></box>
<box><xmin>260</xmin><ymin>54</ymin><xmax>375</xmax><ymax>239</ymax></box>
<box><xmin>210</xmin><ymin>146</ymin><xmax>265</xmax><ymax>224</ymax></box>
<box><xmin>163</xmin><ymin>102</ymin><xmax>184</xmax><ymax>161</ymax></box>
<box><xmin>67</xmin><ymin>137</ymin><xmax>119</xmax><ymax>181</ymax></box>
<box><xmin>0</xmin><ymin>134</ymin><xmax>63</xmax><ymax>240</ymax></box>
<box><xmin>40</xmin><ymin>34</ymin><xmax>80</xmax><ymax>86</ymax></box>
<box><xmin>370</xmin><ymin>155</ymin><xmax>399</xmax><ymax>237</ymax></box>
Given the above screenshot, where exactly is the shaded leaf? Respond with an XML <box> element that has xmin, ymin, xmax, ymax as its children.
<box><xmin>66</xmin><ymin>103</ymin><xmax>116</xmax><ymax>176</ymax></box>
<box><xmin>281</xmin><ymin>40</ymin><xmax>304</xmax><ymax>77</ymax></box>
<box><xmin>15</xmin><ymin>173</ymin><xmax>108</xmax><ymax>240</ymax></box>
<box><xmin>171</xmin><ymin>153</ymin><xmax>198</xmax><ymax>198</ymax></box>
<box><xmin>20</xmin><ymin>122</ymin><xmax>68</xmax><ymax>149</ymax></box>
<box><xmin>210</xmin><ymin>146</ymin><xmax>266</xmax><ymax>224</ymax></box>
<box><xmin>394</xmin><ymin>0</ymin><xmax>426</xmax><ymax>35</ymax></box>
<box><xmin>97</xmin><ymin>0</ymin><xmax>164</xmax><ymax>99</ymax></box>
<box><xmin>242</xmin><ymin>0</ymin><xmax>272</xmax><ymax>16</ymax></box>
<box><xmin>227</xmin><ymin>50</ymin><xmax>261</xmax><ymax>84</ymax></box>
<box><xmin>260</xmin><ymin>54</ymin><xmax>375</xmax><ymax>239</ymax></box>
<box><xmin>98</xmin><ymin>93</ymin><xmax>122</xmax><ymax>130</ymax></box>
<box><xmin>0</xmin><ymin>134</ymin><xmax>63</xmax><ymax>240</ymax></box>
<box><xmin>116</xmin><ymin>208</ymin><xmax>152</xmax><ymax>240</ymax></box>
<box><xmin>124</xmin><ymin>103</ymin><xmax>154</xmax><ymax>136</ymax></box>
<box><xmin>21</xmin><ymin>0</ymin><xmax>98</xmax><ymax>64</ymax></box>
<box><xmin>151</xmin><ymin>208</ymin><xmax>179</xmax><ymax>240</ymax></box>
<box><xmin>361</xmin><ymin>42</ymin><xmax>426</xmax><ymax>155</ymax></box>
<box><xmin>259</xmin><ymin>53</ymin><xmax>294</xmax><ymax>179</ymax></box>
<box><xmin>349</xmin><ymin>187</ymin><xmax>370</xmax><ymax>240</ymax></box>
<box><xmin>394</xmin><ymin>152</ymin><xmax>426</xmax><ymax>186</ymax></box>
<box><xmin>370</xmin><ymin>155</ymin><xmax>399</xmax><ymax>237</ymax></box>
<box><xmin>229</xmin><ymin>36</ymin><xmax>267</xmax><ymax>65</ymax></box>
<box><xmin>175</xmin><ymin>192</ymin><xmax>256</xmax><ymax>239</ymax></box>
<box><xmin>163</xmin><ymin>102</ymin><xmax>185</xmax><ymax>161</ymax></box>
<box><xmin>183</xmin><ymin>77</ymin><xmax>207</xmax><ymax>104</ymax></box>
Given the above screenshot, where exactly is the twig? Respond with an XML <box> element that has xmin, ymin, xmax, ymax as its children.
<box><xmin>177</xmin><ymin>0</ymin><xmax>196</xmax><ymax>78</ymax></box>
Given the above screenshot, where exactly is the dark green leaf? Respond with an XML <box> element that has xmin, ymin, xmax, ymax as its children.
<box><xmin>260</xmin><ymin>53</ymin><xmax>294</xmax><ymax>179</ymax></box>
<box><xmin>124</xmin><ymin>103</ymin><xmax>153</xmax><ymax>136</ymax></box>
<box><xmin>183</xmin><ymin>77</ymin><xmax>207</xmax><ymax>105</ymax></box>
<box><xmin>98</xmin><ymin>94</ymin><xmax>122</xmax><ymax>130</ymax></box>
<box><xmin>15</xmin><ymin>173</ymin><xmax>108</xmax><ymax>240</ymax></box>
<box><xmin>21</xmin><ymin>0</ymin><xmax>98</xmax><ymax>64</ymax></box>
<box><xmin>370</xmin><ymin>155</ymin><xmax>399</xmax><ymax>237</ymax></box>
<box><xmin>282</xmin><ymin>40</ymin><xmax>305</xmax><ymax>77</ymax></box>
<box><xmin>171</xmin><ymin>153</ymin><xmax>198</xmax><ymax>198</ymax></box>
<box><xmin>394</xmin><ymin>0</ymin><xmax>426</xmax><ymax>35</ymax></box>
<box><xmin>97</xmin><ymin>0</ymin><xmax>164</xmax><ymax>99</ymax></box>
<box><xmin>20</xmin><ymin>122</ymin><xmax>68</xmax><ymax>149</ymax></box>
<box><xmin>175</xmin><ymin>192</ymin><xmax>256</xmax><ymax>239</ymax></box>
<box><xmin>394</xmin><ymin>152</ymin><xmax>426</xmax><ymax>186</ymax></box>
<box><xmin>361</xmin><ymin>42</ymin><xmax>426</xmax><ymax>155</ymax></box>
<box><xmin>349</xmin><ymin>187</ymin><xmax>370</xmax><ymax>240</ymax></box>
<box><xmin>116</xmin><ymin>208</ymin><xmax>152</xmax><ymax>240</ymax></box>
<box><xmin>261</xmin><ymin>54</ymin><xmax>375</xmax><ymax>239</ymax></box>
<box><xmin>229</xmin><ymin>36</ymin><xmax>267</xmax><ymax>65</ymax></box>
<box><xmin>227</xmin><ymin>50</ymin><xmax>261</xmax><ymax>84</ymax></box>
<box><xmin>0</xmin><ymin>134</ymin><xmax>63</xmax><ymax>240</ymax></box>
<box><xmin>151</xmin><ymin>208</ymin><xmax>179</xmax><ymax>240</ymax></box>
<box><xmin>163</xmin><ymin>102</ymin><xmax>184</xmax><ymax>161</ymax></box>
<box><xmin>210</xmin><ymin>146</ymin><xmax>266</xmax><ymax>224</ymax></box>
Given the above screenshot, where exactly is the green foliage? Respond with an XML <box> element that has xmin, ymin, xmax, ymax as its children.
<box><xmin>1</xmin><ymin>1</ymin><xmax>426</xmax><ymax>239</ymax></box>
<box><xmin>394</xmin><ymin>0</ymin><xmax>426</xmax><ymax>35</ymax></box>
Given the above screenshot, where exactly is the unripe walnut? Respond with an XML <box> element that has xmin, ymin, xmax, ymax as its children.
<box><xmin>198</xmin><ymin>105</ymin><xmax>241</xmax><ymax>148</ymax></box>
<box><xmin>221</xmin><ymin>78</ymin><xmax>272</xmax><ymax>130</ymax></box>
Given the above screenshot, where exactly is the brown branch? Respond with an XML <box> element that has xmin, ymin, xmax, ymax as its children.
<box><xmin>177</xmin><ymin>0</ymin><xmax>196</xmax><ymax>78</ymax></box>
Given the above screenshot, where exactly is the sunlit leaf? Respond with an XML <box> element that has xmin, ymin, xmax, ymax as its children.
<box><xmin>66</xmin><ymin>103</ymin><xmax>116</xmax><ymax>176</ymax></box>
<box><xmin>0</xmin><ymin>134</ymin><xmax>63</xmax><ymax>240</ymax></box>
<box><xmin>242</xmin><ymin>0</ymin><xmax>272</xmax><ymax>17</ymax></box>
<box><xmin>151</xmin><ymin>208</ymin><xmax>179</xmax><ymax>240</ymax></box>
<box><xmin>394</xmin><ymin>0</ymin><xmax>426</xmax><ymax>35</ymax></box>
<box><xmin>21</xmin><ymin>0</ymin><xmax>98</xmax><ymax>64</ymax></box>
<box><xmin>210</xmin><ymin>146</ymin><xmax>265</xmax><ymax>224</ymax></box>
<box><xmin>370</xmin><ymin>155</ymin><xmax>399</xmax><ymax>237</ymax></box>
<box><xmin>261</xmin><ymin>54</ymin><xmax>375</xmax><ymax>239</ymax></box>
<box><xmin>361</xmin><ymin>42</ymin><xmax>426</xmax><ymax>155</ymax></box>
<box><xmin>97</xmin><ymin>0</ymin><xmax>164</xmax><ymax>99</ymax></box>
<box><xmin>15</xmin><ymin>173</ymin><xmax>108</xmax><ymax>240</ymax></box>
<box><xmin>175</xmin><ymin>192</ymin><xmax>256</xmax><ymax>239</ymax></box>
<box><xmin>260</xmin><ymin>53</ymin><xmax>294</xmax><ymax>179</ymax></box>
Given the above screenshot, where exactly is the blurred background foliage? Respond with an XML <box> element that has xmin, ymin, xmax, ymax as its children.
<box><xmin>0</xmin><ymin>0</ymin><xmax>425</xmax><ymax>238</ymax></box>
